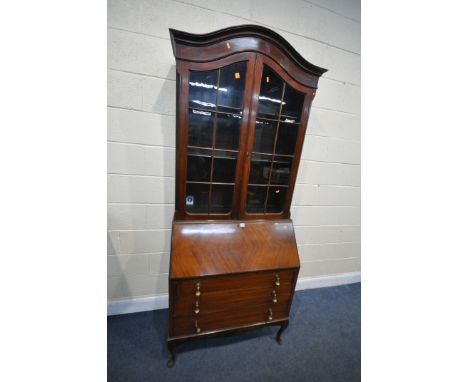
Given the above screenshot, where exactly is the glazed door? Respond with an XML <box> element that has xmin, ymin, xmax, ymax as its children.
<box><xmin>239</xmin><ymin>55</ymin><xmax>316</xmax><ymax>219</ymax></box>
<box><xmin>176</xmin><ymin>53</ymin><xmax>256</xmax><ymax>219</ymax></box>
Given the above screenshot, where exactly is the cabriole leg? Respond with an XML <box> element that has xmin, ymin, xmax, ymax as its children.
<box><xmin>167</xmin><ymin>342</ymin><xmax>176</xmax><ymax>368</ymax></box>
<box><xmin>276</xmin><ymin>321</ymin><xmax>289</xmax><ymax>345</ymax></box>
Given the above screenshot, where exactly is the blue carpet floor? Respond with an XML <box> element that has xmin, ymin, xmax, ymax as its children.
<box><xmin>108</xmin><ymin>283</ymin><xmax>361</xmax><ymax>382</ymax></box>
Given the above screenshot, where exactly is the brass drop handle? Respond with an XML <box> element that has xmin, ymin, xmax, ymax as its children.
<box><xmin>268</xmin><ymin>308</ymin><xmax>273</xmax><ymax>321</ymax></box>
<box><xmin>194</xmin><ymin>300</ymin><xmax>200</xmax><ymax>315</ymax></box>
<box><xmin>195</xmin><ymin>282</ymin><xmax>201</xmax><ymax>297</ymax></box>
<box><xmin>195</xmin><ymin>319</ymin><xmax>201</xmax><ymax>333</ymax></box>
<box><xmin>272</xmin><ymin>290</ymin><xmax>278</xmax><ymax>304</ymax></box>
<box><xmin>275</xmin><ymin>274</ymin><xmax>280</xmax><ymax>287</ymax></box>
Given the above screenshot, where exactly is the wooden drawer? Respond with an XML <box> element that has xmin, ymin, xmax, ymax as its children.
<box><xmin>173</xmin><ymin>284</ymin><xmax>293</xmax><ymax>317</ymax></box>
<box><xmin>175</xmin><ymin>270</ymin><xmax>296</xmax><ymax>296</ymax></box>
<box><xmin>172</xmin><ymin>302</ymin><xmax>289</xmax><ymax>337</ymax></box>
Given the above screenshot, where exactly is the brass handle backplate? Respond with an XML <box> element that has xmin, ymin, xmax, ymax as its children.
<box><xmin>275</xmin><ymin>274</ymin><xmax>280</xmax><ymax>287</ymax></box>
<box><xmin>194</xmin><ymin>300</ymin><xmax>200</xmax><ymax>315</ymax></box>
<box><xmin>272</xmin><ymin>290</ymin><xmax>278</xmax><ymax>304</ymax></box>
<box><xmin>195</xmin><ymin>320</ymin><xmax>201</xmax><ymax>333</ymax></box>
<box><xmin>195</xmin><ymin>282</ymin><xmax>201</xmax><ymax>297</ymax></box>
<box><xmin>268</xmin><ymin>308</ymin><xmax>273</xmax><ymax>321</ymax></box>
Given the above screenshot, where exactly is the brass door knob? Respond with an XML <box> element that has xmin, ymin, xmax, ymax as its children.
<box><xmin>272</xmin><ymin>290</ymin><xmax>278</xmax><ymax>304</ymax></box>
<box><xmin>275</xmin><ymin>274</ymin><xmax>280</xmax><ymax>286</ymax></box>
<box><xmin>194</xmin><ymin>300</ymin><xmax>200</xmax><ymax>314</ymax></box>
<box><xmin>195</xmin><ymin>282</ymin><xmax>201</xmax><ymax>297</ymax></box>
<box><xmin>268</xmin><ymin>308</ymin><xmax>273</xmax><ymax>321</ymax></box>
<box><xmin>195</xmin><ymin>320</ymin><xmax>201</xmax><ymax>333</ymax></box>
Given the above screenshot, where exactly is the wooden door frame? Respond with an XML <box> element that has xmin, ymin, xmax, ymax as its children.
<box><xmin>238</xmin><ymin>54</ymin><xmax>317</xmax><ymax>219</ymax></box>
<box><xmin>174</xmin><ymin>52</ymin><xmax>257</xmax><ymax>220</ymax></box>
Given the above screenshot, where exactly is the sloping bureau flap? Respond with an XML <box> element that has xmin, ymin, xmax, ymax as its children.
<box><xmin>170</xmin><ymin>220</ymin><xmax>300</xmax><ymax>279</ymax></box>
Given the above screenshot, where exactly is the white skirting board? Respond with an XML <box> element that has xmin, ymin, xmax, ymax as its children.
<box><xmin>107</xmin><ymin>272</ymin><xmax>361</xmax><ymax>316</ymax></box>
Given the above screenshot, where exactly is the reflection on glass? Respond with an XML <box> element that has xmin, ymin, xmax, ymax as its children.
<box><xmin>246</xmin><ymin>186</ymin><xmax>267</xmax><ymax>213</ymax></box>
<box><xmin>211</xmin><ymin>185</ymin><xmax>234</xmax><ymax>213</ymax></box>
<box><xmin>280</xmin><ymin>115</ymin><xmax>300</xmax><ymax>124</ymax></box>
<box><xmin>212</xmin><ymin>151</ymin><xmax>237</xmax><ymax>183</ymax></box>
<box><xmin>186</xmin><ymin>147</ymin><xmax>211</xmax><ymax>182</ymax></box>
<box><xmin>215</xmin><ymin>113</ymin><xmax>241</xmax><ymax>150</ymax></box>
<box><xmin>271</xmin><ymin>157</ymin><xmax>292</xmax><ymax>185</ymax></box>
<box><xmin>257</xmin><ymin>65</ymin><xmax>284</xmax><ymax>117</ymax></box>
<box><xmin>186</xmin><ymin>183</ymin><xmax>210</xmax><ymax>213</ymax></box>
<box><xmin>253</xmin><ymin>119</ymin><xmax>276</xmax><ymax>153</ymax></box>
<box><xmin>188</xmin><ymin>109</ymin><xmax>214</xmax><ymax>148</ymax></box>
<box><xmin>189</xmin><ymin>70</ymin><xmax>217</xmax><ymax>109</ymax></box>
<box><xmin>275</xmin><ymin>122</ymin><xmax>299</xmax><ymax>155</ymax></box>
<box><xmin>282</xmin><ymin>84</ymin><xmax>304</xmax><ymax>119</ymax></box>
<box><xmin>266</xmin><ymin>187</ymin><xmax>287</xmax><ymax>213</ymax></box>
<box><xmin>249</xmin><ymin>154</ymin><xmax>272</xmax><ymax>184</ymax></box>
<box><xmin>217</xmin><ymin>62</ymin><xmax>247</xmax><ymax>112</ymax></box>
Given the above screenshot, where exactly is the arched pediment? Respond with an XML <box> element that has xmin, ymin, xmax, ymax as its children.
<box><xmin>170</xmin><ymin>25</ymin><xmax>327</xmax><ymax>88</ymax></box>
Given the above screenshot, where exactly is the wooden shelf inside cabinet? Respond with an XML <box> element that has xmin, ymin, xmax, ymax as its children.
<box><xmin>166</xmin><ymin>24</ymin><xmax>327</xmax><ymax>368</ymax></box>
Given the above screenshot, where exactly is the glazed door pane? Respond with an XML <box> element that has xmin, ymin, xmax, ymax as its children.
<box><xmin>265</xmin><ymin>186</ymin><xmax>288</xmax><ymax>213</ymax></box>
<box><xmin>185</xmin><ymin>183</ymin><xmax>210</xmax><ymax>214</ymax></box>
<box><xmin>186</xmin><ymin>147</ymin><xmax>212</xmax><ymax>182</ymax></box>
<box><xmin>188</xmin><ymin>109</ymin><xmax>214</xmax><ymax>148</ymax></box>
<box><xmin>217</xmin><ymin>61</ymin><xmax>247</xmax><ymax>112</ymax></box>
<box><xmin>212</xmin><ymin>151</ymin><xmax>237</xmax><ymax>183</ymax></box>
<box><xmin>249</xmin><ymin>154</ymin><xmax>272</xmax><ymax>184</ymax></box>
<box><xmin>185</xmin><ymin>61</ymin><xmax>248</xmax><ymax>215</ymax></box>
<box><xmin>246</xmin><ymin>186</ymin><xmax>268</xmax><ymax>213</ymax></box>
<box><xmin>211</xmin><ymin>185</ymin><xmax>234</xmax><ymax>213</ymax></box>
<box><xmin>271</xmin><ymin>157</ymin><xmax>293</xmax><ymax>185</ymax></box>
<box><xmin>275</xmin><ymin>122</ymin><xmax>299</xmax><ymax>155</ymax></box>
<box><xmin>245</xmin><ymin>64</ymin><xmax>305</xmax><ymax>214</ymax></box>
<box><xmin>281</xmin><ymin>84</ymin><xmax>304</xmax><ymax>121</ymax></box>
<box><xmin>257</xmin><ymin>65</ymin><xmax>283</xmax><ymax>118</ymax></box>
<box><xmin>252</xmin><ymin>119</ymin><xmax>276</xmax><ymax>154</ymax></box>
<box><xmin>189</xmin><ymin>70</ymin><xmax>218</xmax><ymax>109</ymax></box>
<box><xmin>183</xmin><ymin>57</ymin><xmax>310</xmax><ymax>218</ymax></box>
<box><xmin>215</xmin><ymin>113</ymin><xmax>242</xmax><ymax>150</ymax></box>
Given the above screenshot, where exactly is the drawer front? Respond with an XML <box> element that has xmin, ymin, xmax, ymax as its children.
<box><xmin>173</xmin><ymin>303</ymin><xmax>289</xmax><ymax>337</ymax></box>
<box><xmin>174</xmin><ymin>284</ymin><xmax>293</xmax><ymax>317</ymax></box>
<box><xmin>176</xmin><ymin>270</ymin><xmax>295</xmax><ymax>296</ymax></box>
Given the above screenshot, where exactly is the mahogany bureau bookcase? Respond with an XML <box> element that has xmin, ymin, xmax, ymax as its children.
<box><xmin>166</xmin><ymin>25</ymin><xmax>327</xmax><ymax>367</ymax></box>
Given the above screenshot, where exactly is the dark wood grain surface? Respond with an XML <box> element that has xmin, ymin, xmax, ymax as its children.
<box><xmin>170</xmin><ymin>24</ymin><xmax>327</xmax><ymax>84</ymax></box>
<box><xmin>173</xmin><ymin>285</ymin><xmax>293</xmax><ymax>317</ymax></box>
<box><xmin>175</xmin><ymin>269</ymin><xmax>295</xmax><ymax>292</ymax></box>
<box><xmin>166</xmin><ymin>25</ymin><xmax>327</xmax><ymax>367</ymax></box>
<box><xmin>172</xmin><ymin>302</ymin><xmax>289</xmax><ymax>337</ymax></box>
<box><xmin>170</xmin><ymin>220</ymin><xmax>300</xmax><ymax>279</ymax></box>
